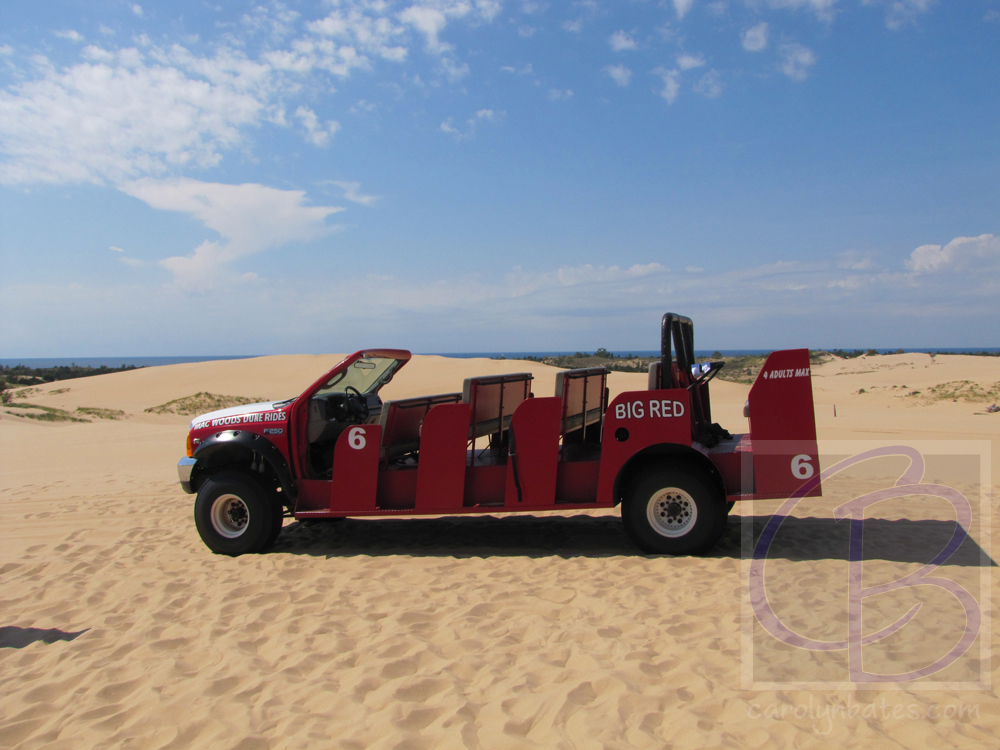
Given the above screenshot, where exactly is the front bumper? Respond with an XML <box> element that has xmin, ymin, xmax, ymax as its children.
<box><xmin>177</xmin><ymin>457</ymin><xmax>198</xmax><ymax>494</ymax></box>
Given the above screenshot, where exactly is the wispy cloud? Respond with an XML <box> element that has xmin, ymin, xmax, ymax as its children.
<box><xmin>326</xmin><ymin>181</ymin><xmax>379</xmax><ymax>206</ymax></box>
<box><xmin>677</xmin><ymin>53</ymin><xmax>705</xmax><ymax>71</ymax></box>
<box><xmin>742</xmin><ymin>22</ymin><xmax>769</xmax><ymax>52</ymax></box>
<box><xmin>440</xmin><ymin>108</ymin><xmax>506</xmax><ymax>140</ymax></box>
<box><xmin>652</xmin><ymin>67</ymin><xmax>681</xmax><ymax>104</ymax></box>
<box><xmin>604</xmin><ymin>64</ymin><xmax>632</xmax><ymax>87</ymax></box>
<box><xmin>780</xmin><ymin>43</ymin><xmax>817</xmax><ymax>81</ymax></box>
<box><xmin>121</xmin><ymin>178</ymin><xmax>343</xmax><ymax>289</ymax></box>
<box><xmin>673</xmin><ymin>0</ymin><xmax>696</xmax><ymax>21</ymax></box>
<box><xmin>609</xmin><ymin>30</ymin><xmax>637</xmax><ymax>51</ymax></box>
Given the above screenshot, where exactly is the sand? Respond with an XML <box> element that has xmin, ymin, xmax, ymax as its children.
<box><xmin>1</xmin><ymin>352</ymin><xmax>998</xmax><ymax>749</ymax></box>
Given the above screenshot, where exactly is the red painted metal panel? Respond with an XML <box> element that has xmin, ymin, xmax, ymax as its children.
<box><xmin>464</xmin><ymin>464</ymin><xmax>506</xmax><ymax>507</ymax></box>
<box><xmin>597</xmin><ymin>389</ymin><xmax>692</xmax><ymax>503</ymax></box>
<box><xmin>747</xmin><ymin>349</ymin><xmax>821</xmax><ymax>498</ymax></box>
<box><xmin>504</xmin><ymin>397</ymin><xmax>562</xmax><ymax>507</ymax></box>
<box><xmin>377</xmin><ymin>468</ymin><xmax>417</xmax><ymax>510</ymax></box>
<box><xmin>416</xmin><ymin>403</ymin><xmax>470</xmax><ymax>511</ymax></box>
<box><xmin>330</xmin><ymin>424</ymin><xmax>381</xmax><ymax>512</ymax></box>
<box><xmin>294</xmin><ymin>478</ymin><xmax>331</xmax><ymax>514</ymax></box>
<box><xmin>555</xmin><ymin>460</ymin><xmax>602</xmax><ymax>504</ymax></box>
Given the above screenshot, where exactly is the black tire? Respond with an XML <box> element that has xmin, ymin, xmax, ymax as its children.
<box><xmin>621</xmin><ymin>467</ymin><xmax>727</xmax><ymax>555</ymax></box>
<box><xmin>194</xmin><ymin>471</ymin><xmax>280</xmax><ymax>556</ymax></box>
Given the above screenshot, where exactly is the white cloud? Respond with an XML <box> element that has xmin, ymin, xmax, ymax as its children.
<box><xmin>110</xmin><ymin>245</ymin><xmax>124</xmax><ymax>252</ymax></box>
<box><xmin>518</xmin><ymin>26</ymin><xmax>538</xmax><ymax>37</ymax></box>
<box><xmin>0</xmin><ymin>47</ymin><xmax>271</xmax><ymax>185</ymax></box>
<box><xmin>500</xmin><ymin>63</ymin><xmax>533</xmax><ymax>75</ymax></box>
<box><xmin>328</xmin><ymin>181</ymin><xmax>379</xmax><ymax>206</ymax></box>
<box><xmin>686</xmin><ymin>266</ymin><xmax>704</xmax><ymax>273</ymax></box>
<box><xmin>609</xmin><ymin>30</ymin><xmax>637</xmax><ymax>51</ymax></box>
<box><xmin>562</xmin><ymin>18</ymin><xmax>584</xmax><ymax>33</ymax></box>
<box><xmin>677</xmin><ymin>53</ymin><xmax>705</xmax><ymax>71</ymax></box>
<box><xmin>780</xmin><ymin>43</ymin><xmax>817</xmax><ymax>81</ymax></box>
<box><xmin>55</xmin><ymin>30</ymin><xmax>84</xmax><ymax>42</ymax></box>
<box><xmin>439</xmin><ymin>56</ymin><xmax>470</xmax><ymax>82</ymax></box>
<box><xmin>880</xmin><ymin>0</ymin><xmax>935</xmax><ymax>30</ymax></box>
<box><xmin>604</xmin><ymin>64</ymin><xmax>632</xmax><ymax>87</ymax></box>
<box><xmin>399</xmin><ymin>1</ymin><xmax>490</xmax><ymax>55</ymax></box>
<box><xmin>307</xmin><ymin>6</ymin><xmax>408</xmax><ymax>62</ymax></box>
<box><xmin>132</xmin><ymin>5</ymin><xmax>144</xmax><ymax>17</ymax></box>
<box><xmin>121</xmin><ymin>256</ymin><xmax>144</xmax><ymax>268</ymax></box>
<box><xmin>349</xmin><ymin>99</ymin><xmax>377</xmax><ymax>115</ymax></box>
<box><xmin>694</xmin><ymin>69</ymin><xmax>722</xmax><ymax>98</ymax></box>
<box><xmin>121</xmin><ymin>178</ymin><xmax>343</xmax><ymax>289</ymax></box>
<box><xmin>905</xmin><ymin>234</ymin><xmax>1000</xmax><ymax>273</ymax></box>
<box><xmin>653</xmin><ymin>68</ymin><xmax>681</xmax><ymax>104</ymax></box>
<box><xmin>440</xmin><ymin>108</ymin><xmax>506</xmax><ymax>139</ymax></box>
<box><xmin>766</xmin><ymin>0</ymin><xmax>839</xmax><ymax>21</ymax></box>
<box><xmin>295</xmin><ymin>106</ymin><xmax>340</xmax><ymax>146</ymax></box>
<box><xmin>548</xmin><ymin>88</ymin><xmax>573</xmax><ymax>101</ymax></box>
<box><xmin>742</xmin><ymin>22</ymin><xmax>769</xmax><ymax>52</ymax></box>
<box><xmin>0</xmin><ymin>45</ymin><xmax>12</xmax><ymax>56</ymax></box>
<box><xmin>674</xmin><ymin>0</ymin><xmax>696</xmax><ymax>20</ymax></box>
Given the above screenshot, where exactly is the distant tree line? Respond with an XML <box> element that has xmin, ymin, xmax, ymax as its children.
<box><xmin>0</xmin><ymin>364</ymin><xmax>142</xmax><ymax>393</ymax></box>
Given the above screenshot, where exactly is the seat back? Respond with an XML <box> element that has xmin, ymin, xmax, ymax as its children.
<box><xmin>647</xmin><ymin>361</ymin><xmax>661</xmax><ymax>391</ymax></box>
<box><xmin>378</xmin><ymin>393</ymin><xmax>462</xmax><ymax>458</ymax></box>
<box><xmin>555</xmin><ymin>367</ymin><xmax>607</xmax><ymax>436</ymax></box>
<box><xmin>462</xmin><ymin>373</ymin><xmax>533</xmax><ymax>440</ymax></box>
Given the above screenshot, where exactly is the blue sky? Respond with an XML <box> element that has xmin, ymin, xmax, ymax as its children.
<box><xmin>1</xmin><ymin>1</ymin><xmax>998</xmax><ymax>356</ymax></box>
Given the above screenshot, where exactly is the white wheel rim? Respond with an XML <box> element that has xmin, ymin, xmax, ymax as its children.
<box><xmin>647</xmin><ymin>487</ymin><xmax>698</xmax><ymax>538</ymax></box>
<box><xmin>211</xmin><ymin>493</ymin><xmax>249</xmax><ymax>539</ymax></box>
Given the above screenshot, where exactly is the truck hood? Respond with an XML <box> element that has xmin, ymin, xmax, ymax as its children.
<box><xmin>190</xmin><ymin>399</ymin><xmax>293</xmax><ymax>429</ymax></box>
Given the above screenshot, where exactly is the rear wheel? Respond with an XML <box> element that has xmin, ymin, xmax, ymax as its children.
<box><xmin>194</xmin><ymin>471</ymin><xmax>280</xmax><ymax>556</ymax></box>
<box><xmin>622</xmin><ymin>467</ymin><xmax>727</xmax><ymax>555</ymax></box>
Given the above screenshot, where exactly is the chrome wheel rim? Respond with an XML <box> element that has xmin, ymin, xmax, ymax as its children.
<box><xmin>647</xmin><ymin>487</ymin><xmax>698</xmax><ymax>538</ymax></box>
<box><xmin>210</xmin><ymin>494</ymin><xmax>249</xmax><ymax>538</ymax></box>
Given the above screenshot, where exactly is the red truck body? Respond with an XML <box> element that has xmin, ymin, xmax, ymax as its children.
<box><xmin>180</xmin><ymin>314</ymin><xmax>821</xmax><ymax>555</ymax></box>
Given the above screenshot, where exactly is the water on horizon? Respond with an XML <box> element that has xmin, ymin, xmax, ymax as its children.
<box><xmin>2</xmin><ymin>347</ymin><xmax>998</xmax><ymax>369</ymax></box>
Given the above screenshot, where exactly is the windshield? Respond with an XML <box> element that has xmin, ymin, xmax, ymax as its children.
<box><xmin>314</xmin><ymin>356</ymin><xmax>401</xmax><ymax>396</ymax></box>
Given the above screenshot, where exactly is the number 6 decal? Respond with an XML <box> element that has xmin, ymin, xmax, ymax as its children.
<box><xmin>348</xmin><ymin>426</ymin><xmax>367</xmax><ymax>450</ymax></box>
<box><xmin>791</xmin><ymin>454</ymin><xmax>814</xmax><ymax>479</ymax></box>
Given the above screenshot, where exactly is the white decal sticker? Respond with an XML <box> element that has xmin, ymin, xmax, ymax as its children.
<box><xmin>791</xmin><ymin>454</ymin><xmax>814</xmax><ymax>479</ymax></box>
<box><xmin>348</xmin><ymin>426</ymin><xmax>367</xmax><ymax>450</ymax></box>
<box><xmin>763</xmin><ymin>368</ymin><xmax>811</xmax><ymax>381</ymax></box>
<box><xmin>614</xmin><ymin>400</ymin><xmax>685</xmax><ymax>420</ymax></box>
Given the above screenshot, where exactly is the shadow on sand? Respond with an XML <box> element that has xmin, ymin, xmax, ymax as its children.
<box><xmin>273</xmin><ymin>514</ymin><xmax>994</xmax><ymax>567</ymax></box>
<box><xmin>0</xmin><ymin>626</ymin><xmax>89</xmax><ymax>649</ymax></box>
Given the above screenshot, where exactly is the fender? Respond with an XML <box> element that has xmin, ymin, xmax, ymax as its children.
<box><xmin>191</xmin><ymin>430</ymin><xmax>297</xmax><ymax>500</ymax></box>
<box><xmin>613</xmin><ymin>442</ymin><xmax>725</xmax><ymax>506</ymax></box>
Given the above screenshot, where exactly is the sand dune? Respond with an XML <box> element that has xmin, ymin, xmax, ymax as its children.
<box><xmin>1</xmin><ymin>352</ymin><xmax>998</xmax><ymax>749</ymax></box>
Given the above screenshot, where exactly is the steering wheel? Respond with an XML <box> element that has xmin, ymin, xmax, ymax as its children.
<box><xmin>343</xmin><ymin>386</ymin><xmax>370</xmax><ymax>421</ymax></box>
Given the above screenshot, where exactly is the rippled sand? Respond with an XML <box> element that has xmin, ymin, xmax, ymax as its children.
<box><xmin>1</xmin><ymin>353</ymin><xmax>998</xmax><ymax>749</ymax></box>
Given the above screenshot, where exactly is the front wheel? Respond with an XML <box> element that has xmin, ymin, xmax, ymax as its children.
<box><xmin>621</xmin><ymin>468</ymin><xmax>727</xmax><ymax>555</ymax></box>
<box><xmin>194</xmin><ymin>471</ymin><xmax>281</xmax><ymax>556</ymax></box>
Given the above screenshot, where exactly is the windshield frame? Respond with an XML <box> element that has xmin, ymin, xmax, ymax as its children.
<box><xmin>301</xmin><ymin>349</ymin><xmax>412</xmax><ymax>400</ymax></box>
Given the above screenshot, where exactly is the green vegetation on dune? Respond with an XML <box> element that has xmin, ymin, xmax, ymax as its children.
<box><xmin>1</xmin><ymin>403</ymin><xmax>91</xmax><ymax>422</ymax></box>
<box><xmin>76</xmin><ymin>406</ymin><xmax>127</xmax><ymax>420</ymax></box>
<box><xmin>497</xmin><ymin>349</ymin><xmax>835</xmax><ymax>385</ymax></box>
<box><xmin>924</xmin><ymin>381</ymin><xmax>1000</xmax><ymax>404</ymax></box>
<box><xmin>145</xmin><ymin>392</ymin><xmax>270</xmax><ymax>416</ymax></box>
